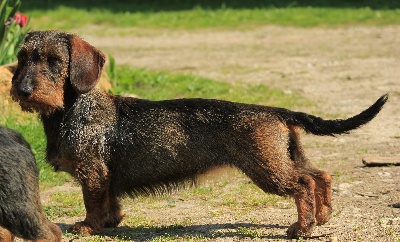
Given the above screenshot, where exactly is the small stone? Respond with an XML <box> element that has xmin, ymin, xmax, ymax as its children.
<box><xmin>338</xmin><ymin>183</ymin><xmax>353</xmax><ymax>189</ymax></box>
<box><xmin>330</xmin><ymin>236</ymin><xmax>338</xmax><ymax>242</ymax></box>
<box><xmin>378</xmin><ymin>172</ymin><xmax>391</xmax><ymax>177</ymax></box>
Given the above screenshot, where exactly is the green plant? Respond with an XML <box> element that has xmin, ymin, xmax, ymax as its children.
<box><xmin>107</xmin><ymin>54</ymin><xmax>117</xmax><ymax>91</ymax></box>
<box><xmin>0</xmin><ymin>0</ymin><xmax>29</xmax><ymax>65</ymax></box>
<box><xmin>237</xmin><ymin>226</ymin><xmax>261</xmax><ymax>238</ymax></box>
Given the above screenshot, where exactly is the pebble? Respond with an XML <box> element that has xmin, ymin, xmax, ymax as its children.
<box><xmin>329</xmin><ymin>236</ymin><xmax>338</xmax><ymax>242</ymax></box>
<box><xmin>378</xmin><ymin>172</ymin><xmax>391</xmax><ymax>177</ymax></box>
<box><xmin>338</xmin><ymin>183</ymin><xmax>353</xmax><ymax>189</ymax></box>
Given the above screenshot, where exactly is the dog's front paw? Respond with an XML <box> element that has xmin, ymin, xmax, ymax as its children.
<box><xmin>69</xmin><ymin>221</ymin><xmax>97</xmax><ymax>235</ymax></box>
<box><xmin>286</xmin><ymin>222</ymin><xmax>311</xmax><ymax>239</ymax></box>
<box><xmin>105</xmin><ymin>210</ymin><xmax>125</xmax><ymax>228</ymax></box>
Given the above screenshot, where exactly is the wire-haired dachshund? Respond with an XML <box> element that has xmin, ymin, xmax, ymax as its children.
<box><xmin>10</xmin><ymin>30</ymin><xmax>388</xmax><ymax>238</ymax></box>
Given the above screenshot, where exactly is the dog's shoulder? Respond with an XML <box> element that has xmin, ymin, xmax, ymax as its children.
<box><xmin>67</xmin><ymin>89</ymin><xmax>117</xmax><ymax>122</ymax></box>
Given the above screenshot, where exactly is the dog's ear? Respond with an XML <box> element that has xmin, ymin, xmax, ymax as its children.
<box><xmin>68</xmin><ymin>34</ymin><xmax>106</xmax><ymax>94</ymax></box>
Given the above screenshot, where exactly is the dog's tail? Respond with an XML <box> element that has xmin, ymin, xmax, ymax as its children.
<box><xmin>275</xmin><ymin>94</ymin><xmax>388</xmax><ymax>136</ymax></box>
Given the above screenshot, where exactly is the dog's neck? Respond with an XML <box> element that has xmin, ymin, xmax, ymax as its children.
<box><xmin>39</xmin><ymin>84</ymin><xmax>81</xmax><ymax>164</ymax></box>
<box><xmin>40</xmin><ymin>108</ymin><xmax>64</xmax><ymax>167</ymax></box>
<box><xmin>40</xmin><ymin>83</ymin><xmax>78</xmax><ymax>128</ymax></box>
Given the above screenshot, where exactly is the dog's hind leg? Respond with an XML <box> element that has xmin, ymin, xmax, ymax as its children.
<box><xmin>287</xmin><ymin>174</ymin><xmax>317</xmax><ymax>238</ymax></box>
<box><xmin>239</xmin><ymin>158</ymin><xmax>317</xmax><ymax>239</ymax></box>
<box><xmin>288</xmin><ymin>128</ymin><xmax>332</xmax><ymax>226</ymax></box>
<box><xmin>236</xmin><ymin>124</ymin><xmax>317</xmax><ymax>239</ymax></box>
<box><xmin>309</xmin><ymin>170</ymin><xmax>332</xmax><ymax>225</ymax></box>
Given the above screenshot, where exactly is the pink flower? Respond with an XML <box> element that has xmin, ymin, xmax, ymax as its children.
<box><xmin>14</xmin><ymin>12</ymin><xmax>28</xmax><ymax>27</ymax></box>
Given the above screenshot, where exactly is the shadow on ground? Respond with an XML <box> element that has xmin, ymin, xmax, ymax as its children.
<box><xmin>58</xmin><ymin>222</ymin><xmax>288</xmax><ymax>241</ymax></box>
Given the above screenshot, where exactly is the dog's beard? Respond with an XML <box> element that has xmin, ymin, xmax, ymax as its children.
<box><xmin>15</xmin><ymin>99</ymin><xmax>63</xmax><ymax>116</ymax></box>
<box><xmin>10</xmin><ymin>92</ymin><xmax>64</xmax><ymax>116</ymax></box>
<box><xmin>10</xmin><ymin>81</ymin><xmax>65</xmax><ymax>116</ymax></box>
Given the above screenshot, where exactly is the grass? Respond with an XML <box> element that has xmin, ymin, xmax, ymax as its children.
<box><xmin>236</xmin><ymin>226</ymin><xmax>261</xmax><ymax>238</ymax></box>
<box><xmin>43</xmin><ymin>190</ymin><xmax>85</xmax><ymax>220</ymax></box>
<box><xmin>110</xmin><ymin>65</ymin><xmax>306</xmax><ymax>109</ymax></box>
<box><xmin>20</xmin><ymin>0</ymin><xmax>400</xmax><ymax>32</ymax></box>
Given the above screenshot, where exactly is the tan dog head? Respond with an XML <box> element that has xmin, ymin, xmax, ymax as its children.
<box><xmin>11</xmin><ymin>30</ymin><xmax>105</xmax><ymax>115</ymax></box>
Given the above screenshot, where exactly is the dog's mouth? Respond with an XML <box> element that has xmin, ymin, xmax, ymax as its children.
<box><xmin>12</xmin><ymin>97</ymin><xmax>61</xmax><ymax>115</ymax></box>
<box><xmin>10</xmin><ymin>80</ymin><xmax>65</xmax><ymax>115</ymax></box>
<box><xmin>10</xmin><ymin>88</ymin><xmax>63</xmax><ymax>116</ymax></box>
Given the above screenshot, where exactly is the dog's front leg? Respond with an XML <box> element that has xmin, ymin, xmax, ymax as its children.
<box><xmin>70</xmin><ymin>186</ymin><xmax>110</xmax><ymax>234</ymax></box>
<box><xmin>69</xmin><ymin>161</ymin><xmax>120</xmax><ymax>235</ymax></box>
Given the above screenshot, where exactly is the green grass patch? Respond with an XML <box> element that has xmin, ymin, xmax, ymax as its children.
<box><xmin>110</xmin><ymin>65</ymin><xmax>306</xmax><ymax>109</ymax></box>
<box><xmin>218</xmin><ymin>181</ymin><xmax>285</xmax><ymax>208</ymax></box>
<box><xmin>21</xmin><ymin>1</ymin><xmax>400</xmax><ymax>31</ymax></box>
<box><xmin>63</xmin><ymin>234</ymin><xmax>128</xmax><ymax>242</ymax></box>
<box><xmin>148</xmin><ymin>234</ymin><xmax>207</xmax><ymax>242</ymax></box>
<box><xmin>123</xmin><ymin>215</ymin><xmax>157</xmax><ymax>228</ymax></box>
<box><xmin>43</xmin><ymin>190</ymin><xmax>85</xmax><ymax>220</ymax></box>
<box><xmin>237</xmin><ymin>226</ymin><xmax>261</xmax><ymax>239</ymax></box>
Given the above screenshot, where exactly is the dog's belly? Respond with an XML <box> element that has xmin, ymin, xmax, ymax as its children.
<box><xmin>108</xmin><ymin>128</ymin><xmax>249</xmax><ymax>196</ymax></box>
<box><xmin>103</xmin><ymin>97</ymin><xmax>275</xmax><ymax>196</ymax></box>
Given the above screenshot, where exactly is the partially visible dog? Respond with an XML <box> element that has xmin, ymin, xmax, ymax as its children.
<box><xmin>10</xmin><ymin>30</ymin><xmax>388</xmax><ymax>238</ymax></box>
<box><xmin>0</xmin><ymin>126</ymin><xmax>62</xmax><ymax>241</ymax></box>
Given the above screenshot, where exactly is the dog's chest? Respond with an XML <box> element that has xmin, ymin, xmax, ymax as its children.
<box><xmin>58</xmin><ymin>91</ymin><xmax>117</xmax><ymax>160</ymax></box>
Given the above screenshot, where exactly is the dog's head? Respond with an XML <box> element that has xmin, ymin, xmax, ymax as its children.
<box><xmin>10</xmin><ymin>30</ymin><xmax>105</xmax><ymax>115</ymax></box>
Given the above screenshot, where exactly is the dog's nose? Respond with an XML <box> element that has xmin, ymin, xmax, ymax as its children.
<box><xmin>17</xmin><ymin>80</ymin><xmax>34</xmax><ymax>98</ymax></box>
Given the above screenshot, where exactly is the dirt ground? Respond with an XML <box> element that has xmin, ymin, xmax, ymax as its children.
<box><xmin>77</xmin><ymin>26</ymin><xmax>400</xmax><ymax>241</ymax></box>
<box><xmin>14</xmin><ymin>26</ymin><xmax>400</xmax><ymax>241</ymax></box>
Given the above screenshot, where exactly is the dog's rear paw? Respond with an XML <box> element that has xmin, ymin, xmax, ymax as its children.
<box><xmin>316</xmin><ymin>206</ymin><xmax>332</xmax><ymax>225</ymax></box>
<box><xmin>286</xmin><ymin>222</ymin><xmax>312</xmax><ymax>239</ymax></box>
<box><xmin>315</xmin><ymin>211</ymin><xmax>332</xmax><ymax>226</ymax></box>
<box><xmin>69</xmin><ymin>221</ymin><xmax>96</xmax><ymax>235</ymax></box>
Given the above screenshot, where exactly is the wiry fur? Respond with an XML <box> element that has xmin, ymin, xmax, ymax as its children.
<box><xmin>10</xmin><ymin>30</ymin><xmax>388</xmax><ymax>238</ymax></box>
<box><xmin>0</xmin><ymin>126</ymin><xmax>62</xmax><ymax>241</ymax></box>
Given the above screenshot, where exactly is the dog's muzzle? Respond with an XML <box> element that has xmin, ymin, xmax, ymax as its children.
<box><xmin>17</xmin><ymin>77</ymin><xmax>34</xmax><ymax>98</ymax></box>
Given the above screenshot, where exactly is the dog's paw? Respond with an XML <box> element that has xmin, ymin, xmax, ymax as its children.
<box><xmin>286</xmin><ymin>222</ymin><xmax>311</xmax><ymax>239</ymax></box>
<box><xmin>104</xmin><ymin>211</ymin><xmax>125</xmax><ymax>228</ymax></box>
<box><xmin>69</xmin><ymin>221</ymin><xmax>96</xmax><ymax>235</ymax></box>
<box><xmin>316</xmin><ymin>206</ymin><xmax>332</xmax><ymax>225</ymax></box>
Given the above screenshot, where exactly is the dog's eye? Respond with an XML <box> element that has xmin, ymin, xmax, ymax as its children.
<box><xmin>17</xmin><ymin>53</ymin><xmax>27</xmax><ymax>64</ymax></box>
<box><xmin>18</xmin><ymin>56</ymin><xmax>26</xmax><ymax>64</ymax></box>
<box><xmin>47</xmin><ymin>56</ymin><xmax>60</xmax><ymax>66</ymax></box>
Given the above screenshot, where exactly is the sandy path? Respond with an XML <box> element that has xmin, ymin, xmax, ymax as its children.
<box><xmin>56</xmin><ymin>26</ymin><xmax>400</xmax><ymax>240</ymax></box>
